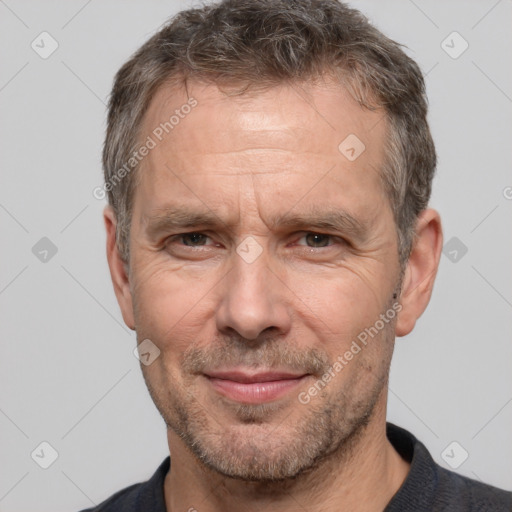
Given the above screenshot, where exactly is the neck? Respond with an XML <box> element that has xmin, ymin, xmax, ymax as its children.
<box><xmin>163</xmin><ymin>398</ymin><xmax>409</xmax><ymax>512</ymax></box>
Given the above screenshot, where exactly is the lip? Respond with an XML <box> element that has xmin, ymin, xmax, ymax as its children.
<box><xmin>204</xmin><ymin>370</ymin><xmax>309</xmax><ymax>404</ymax></box>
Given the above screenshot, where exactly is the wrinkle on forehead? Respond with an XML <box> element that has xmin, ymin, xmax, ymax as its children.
<box><xmin>132</xmin><ymin>78</ymin><xmax>392</xmax><ymax>244</ymax></box>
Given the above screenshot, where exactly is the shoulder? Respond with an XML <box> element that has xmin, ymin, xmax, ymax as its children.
<box><xmin>385</xmin><ymin>423</ymin><xmax>512</xmax><ymax>512</ymax></box>
<box><xmin>435</xmin><ymin>465</ymin><xmax>512</xmax><ymax>511</ymax></box>
<box><xmin>77</xmin><ymin>483</ymin><xmax>142</xmax><ymax>512</ymax></box>
<box><xmin>76</xmin><ymin>457</ymin><xmax>170</xmax><ymax>512</ymax></box>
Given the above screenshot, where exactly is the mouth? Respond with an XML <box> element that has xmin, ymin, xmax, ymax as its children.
<box><xmin>203</xmin><ymin>369</ymin><xmax>310</xmax><ymax>404</ymax></box>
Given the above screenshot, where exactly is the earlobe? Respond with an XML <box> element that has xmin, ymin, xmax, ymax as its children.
<box><xmin>395</xmin><ymin>209</ymin><xmax>443</xmax><ymax>338</ymax></box>
<box><xmin>104</xmin><ymin>206</ymin><xmax>136</xmax><ymax>330</ymax></box>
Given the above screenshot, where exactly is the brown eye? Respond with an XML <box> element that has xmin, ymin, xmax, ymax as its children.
<box><xmin>303</xmin><ymin>233</ymin><xmax>332</xmax><ymax>248</ymax></box>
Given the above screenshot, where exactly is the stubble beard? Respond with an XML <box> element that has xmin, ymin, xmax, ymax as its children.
<box><xmin>141</xmin><ymin>323</ymin><xmax>395</xmax><ymax>484</ymax></box>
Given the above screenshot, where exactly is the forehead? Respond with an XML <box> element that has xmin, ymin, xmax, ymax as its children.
<box><xmin>135</xmin><ymin>78</ymin><xmax>390</xmax><ymax>225</ymax></box>
<box><xmin>142</xmin><ymin>78</ymin><xmax>386</xmax><ymax>159</ymax></box>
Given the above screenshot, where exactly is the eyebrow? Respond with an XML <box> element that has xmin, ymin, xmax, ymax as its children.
<box><xmin>143</xmin><ymin>205</ymin><xmax>371</xmax><ymax>243</ymax></box>
<box><xmin>272</xmin><ymin>208</ymin><xmax>371</xmax><ymax>243</ymax></box>
<box><xmin>143</xmin><ymin>207</ymin><xmax>227</xmax><ymax>240</ymax></box>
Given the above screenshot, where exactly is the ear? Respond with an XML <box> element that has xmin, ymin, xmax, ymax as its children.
<box><xmin>104</xmin><ymin>205</ymin><xmax>135</xmax><ymax>330</ymax></box>
<box><xmin>395</xmin><ymin>208</ymin><xmax>443</xmax><ymax>337</ymax></box>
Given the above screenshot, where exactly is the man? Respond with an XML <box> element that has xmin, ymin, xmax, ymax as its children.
<box><xmin>83</xmin><ymin>0</ymin><xmax>512</xmax><ymax>510</ymax></box>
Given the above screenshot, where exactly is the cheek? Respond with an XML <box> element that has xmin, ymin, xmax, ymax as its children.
<box><xmin>131</xmin><ymin>262</ymin><xmax>217</xmax><ymax>347</ymax></box>
<box><xmin>288</xmin><ymin>270</ymin><xmax>386</xmax><ymax>343</ymax></box>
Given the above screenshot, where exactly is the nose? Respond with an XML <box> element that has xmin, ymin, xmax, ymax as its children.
<box><xmin>215</xmin><ymin>246</ymin><xmax>292</xmax><ymax>341</ymax></box>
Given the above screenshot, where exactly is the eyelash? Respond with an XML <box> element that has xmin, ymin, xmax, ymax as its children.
<box><xmin>165</xmin><ymin>232</ymin><xmax>346</xmax><ymax>250</ymax></box>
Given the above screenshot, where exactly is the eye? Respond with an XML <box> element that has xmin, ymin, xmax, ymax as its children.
<box><xmin>163</xmin><ymin>232</ymin><xmax>222</xmax><ymax>261</ymax></box>
<box><xmin>296</xmin><ymin>232</ymin><xmax>339</xmax><ymax>248</ymax></box>
<box><xmin>167</xmin><ymin>232</ymin><xmax>214</xmax><ymax>247</ymax></box>
<box><xmin>180</xmin><ymin>232</ymin><xmax>210</xmax><ymax>246</ymax></box>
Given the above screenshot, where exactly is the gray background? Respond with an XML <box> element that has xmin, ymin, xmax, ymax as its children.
<box><xmin>1</xmin><ymin>0</ymin><xmax>511</xmax><ymax>510</ymax></box>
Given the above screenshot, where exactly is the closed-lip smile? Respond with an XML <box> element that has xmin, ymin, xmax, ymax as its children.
<box><xmin>204</xmin><ymin>369</ymin><xmax>309</xmax><ymax>403</ymax></box>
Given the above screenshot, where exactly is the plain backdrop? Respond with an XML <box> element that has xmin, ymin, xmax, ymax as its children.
<box><xmin>1</xmin><ymin>1</ymin><xmax>511</xmax><ymax>510</ymax></box>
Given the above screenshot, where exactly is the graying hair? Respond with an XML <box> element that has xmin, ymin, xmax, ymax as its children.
<box><xmin>103</xmin><ymin>0</ymin><xmax>436</xmax><ymax>269</ymax></box>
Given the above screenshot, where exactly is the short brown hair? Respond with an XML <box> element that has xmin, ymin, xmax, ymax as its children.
<box><xmin>103</xmin><ymin>0</ymin><xmax>436</xmax><ymax>269</ymax></box>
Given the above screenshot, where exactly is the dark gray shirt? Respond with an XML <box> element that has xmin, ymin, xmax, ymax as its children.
<box><xmin>79</xmin><ymin>423</ymin><xmax>512</xmax><ymax>511</ymax></box>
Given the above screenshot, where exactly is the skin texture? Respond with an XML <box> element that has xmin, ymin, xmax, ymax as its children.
<box><xmin>105</xmin><ymin>78</ymin><xmax>443</xmax><ymax>511</ymax></box>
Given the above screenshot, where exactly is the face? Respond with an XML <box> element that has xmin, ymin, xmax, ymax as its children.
<box><xmin>120</xmin><ymin>79</ymin><xmax>404</xmax><ymax>481</ymax></box>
